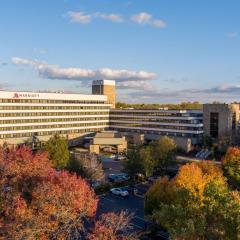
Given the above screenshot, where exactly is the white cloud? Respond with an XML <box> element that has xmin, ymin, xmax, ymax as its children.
<box><xmin>67</xmin><ymin>11</ymin><xmax>166</xmax><ymax>28</ymax></box>
<box><xmin>33</xmin><ymin>48</ymin><xmax>47</xmax><ymax>55</ymax></box>
<box><xmin>67</xmin><ymin>11</ymin><xmax>123</xmax><ymax>24</ymax></box>
<box><xmin>152</xmin><ymin>19</ymin><xmax>167</xmax><ymax>29</ymax></box>
<box><xmin>131</xmin><ymin>12</ymin><xmax>152</xmax><ymax>24</ymax></box>
<box><xmin>95</xmin><ymin>13</ymin><xmax>123</xmax><ymax>23</ymax></box>
<box><xmin>122</xmin><ymin>83</ymin><xmax>240</xmax><ymax>103</ymax></box>
<box><xmin>67</xmin><ymin>11</ymin><xmax>92</xmax><ymax>24</ymax></box>
<box><xmin>12</xmin><ymin>57</ymin><xmax>41</xmax><ymax>66</ymax></box>
<box><xmin>117</xmin><ymin>80</ymin><xmax>154</xmax><ymax>90</ymax></box>
<box><xmin>11</xmin><ymin>57</ymin><xmax>157</xmax><ymax>84</ymax></box>
<box><xmin>131</xmin><ymin>12</ymin><xmax>166</xmax><ymax>28</ymax></box>
<box><xmin>226</xmin><ymin>32</ymin><xmax>238</xmax><ymax>38</ymax></box>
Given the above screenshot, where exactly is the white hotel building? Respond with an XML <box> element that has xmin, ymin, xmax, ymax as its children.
<box><xmin>0</xmin><ymin>89</ymin><xmax>111</xmax><ymax>145</ymax></box>
<box><xmin>0</xmin><ymin>80</ymin><xmax>204</xmax><ymax>151</ymax></box>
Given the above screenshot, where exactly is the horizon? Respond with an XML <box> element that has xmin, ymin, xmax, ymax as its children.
<box><xmin>1</xmin><ymin>0</ymin><xmax>240</xmax><ymax>103</ymax></box>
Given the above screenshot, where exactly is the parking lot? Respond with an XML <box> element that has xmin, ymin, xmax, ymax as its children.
<box><xmin>98</xmin><ymin>155</ymin><xmax>152</xmax><ymax>231</ymax></box>
<box><xmin>101</xmin><ymin>156</ymin><xmax>124</xmax><ymax>181</ymax></box>
<box><xmin>97</xmin><ymin>192</ymin><xmax>150</xmax><ymax>231</ymax></box>
<box><xmin>92</xmin><ymin>155</ymin><xmax>153</xmax><ymax>233</ymax></box>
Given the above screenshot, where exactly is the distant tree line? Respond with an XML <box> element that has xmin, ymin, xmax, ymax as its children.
<box><xmin>116</xmin><ymin>101</ymin><xmax>203</xmax><ymax>110</ymax></box>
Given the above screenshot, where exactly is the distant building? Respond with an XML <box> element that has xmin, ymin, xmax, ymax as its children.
<box><xmin>92</xmin><ymin>80</ymin><xmax>116</xmax><ymax>108</ymax></box>
<box><xmin>109</xmin><ymin>109</ymin><xmax>203</xmax><ymax>152</ymax></box>
<box><xmin>203</xmin><ymin>103</ymin><xmax>240</xmax><ymax>141</ymax></box>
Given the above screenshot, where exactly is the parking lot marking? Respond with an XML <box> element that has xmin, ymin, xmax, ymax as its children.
<box><xmin>107</xmin><ymin>193</ymin><xmax>128</xmax><ymax>200</ymax></box>
<box><xmin>134</xmin><ymin>216</ymin><xmax>146</xmax><ymax>222</ymax></box>
<box><xmin>100</xmin><ymin>196</ymin><xmax>114</xmax><ymax>202</ymax></box>
<box><xmin>112</xmin><ymin>195</ymin><xmax>126</xmax><ymax>200</ymax></box>
<box><xmin>131</xmin><ymin>223</ymin><xmax>144</xmax><ymax>230</ymax></box>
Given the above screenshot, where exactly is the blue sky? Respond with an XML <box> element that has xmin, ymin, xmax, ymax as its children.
<box><xmin>0</xmin><ymin>0</ymin><xmax>240</xmax><ymax>103</ymax></box>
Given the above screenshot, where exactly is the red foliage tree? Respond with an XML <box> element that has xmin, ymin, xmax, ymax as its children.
<box><xmin>0</xmin><ymin>146</ymin><xmax>98</xmax><ymax>239</ymax></box>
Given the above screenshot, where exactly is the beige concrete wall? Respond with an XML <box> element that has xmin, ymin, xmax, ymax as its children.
<box><xmin>92</xmin><ymin>83</ymin><xmax>116</xmax><ymax>108</ymax></box>
<box><xmin>203</xmin><ymin>103</ymin><xmax>239</xmax><ymax>139</ymax></box>
<box><xmin>93</xmin><ymin>137</ymin><xmax>126</xmax><ymax>145</ymax></box>
<box><xmin>91</xmin><ymin>135</ymin><xmax>127</xmax><ymax>153</ymax></box>
<box><xmin>103</xmin><ymin>85</ymin><xmax>116</xmax><ymax>108</ymax></box>
<box><xmin>231</xmin><ymin>103</ymin><xmax>240</xmax><ymax>130</ymax></box>
<box><xmin>90</xmin><ymin>144</ymin><xmax>100</xmax><ymax>154</ymax></box>
<box><xmin>117</xmin><ymin>144</ymin><xmax>127</xmax><ymax>153</ymax></box>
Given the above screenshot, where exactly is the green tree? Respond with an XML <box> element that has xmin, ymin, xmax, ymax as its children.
<box><xmin>123</xmin><ymin>145</ymin><xmax>144</xmax><ymax>177</ymax></box>
<box><xmin>139</xmin><ymin>146</ymin><xmax>155</xmax><ymax>177</ymax></box>
<box><xmin>222</xmin><ymin>147</ymin><xmax>240</xmax><ymax>189</ymax></box>
<box><xmin>124</xmin><ymin>145</ymin><xmax>155</xmax><ymax>178</ymax></box>
<box><xmin>43</xmin><ymin>134</ymin><xmax>70</xmax><ymax>169</ymax></box>
<box><xmin>124</xmin><ymin>137</ymin><xmax>176</xmax><ymax>178</ymax></box>
<box><xmin>150</xmin><ymin>136</ymin><xmax>176</xmax><ymax>175</ymax></box>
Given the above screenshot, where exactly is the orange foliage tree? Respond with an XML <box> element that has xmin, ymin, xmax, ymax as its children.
<box><xmin>145</xmin><ymin>161</ymin><xmax>240</xmax><ymax>240</ymax></box>
<box><xmin>0</xmin><ymin>146</ymin><xmax>98</xmax><ymax>239</ymax></box>
<box><xmin>174</xmin><ymin>161</ymin><xmax>226</xmax><ymax>202</ymax></box>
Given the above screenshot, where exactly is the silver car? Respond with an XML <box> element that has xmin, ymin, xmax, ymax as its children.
<box><xmin>110</xmin><ymin>187</ymin><xmax>129</xmax><ymax>197</ymax></box>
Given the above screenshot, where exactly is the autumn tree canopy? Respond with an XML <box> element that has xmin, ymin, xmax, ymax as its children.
<box><xmin>222</xmin><ymin>147</ymin><xmax>240</xmax><ymax>189</ymax></box>
<box><xmin>87</xmin><ymin>211</ymin><xmax>137</xmax><ymax>240</ymax></box>
<box><xmin>145</xmin><ymin>161</ymin><xmax>240</xmax><ymax>240</ymax></box>
<box><xmin>0</xmin><ymin>146</ymin><xmax>97</xmax><ymax>240</ymax></box>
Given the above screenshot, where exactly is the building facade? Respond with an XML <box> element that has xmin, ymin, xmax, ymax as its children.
<box><xmin>2</xmin><ymin>80</ymin><xmax>239</xmax><ymax>151</ymax></box>
<box><xmin>0</xmin><ymin>91</ymin><xmax>111</xmax><ymax>145</ymax></box>
<box><xmin>92</xmin><ymin>80</ymin><xmax>116</xmax><ymax>108</ymax></box>
<box><xmin>109</xmin><ymin>109</ymin><xmax>203</xmax><ymax>151</ymax></box>
<box><xmin>203</xmin><ymin>103</ymin><xmax>240</xmax><ymax>141</ymax></box>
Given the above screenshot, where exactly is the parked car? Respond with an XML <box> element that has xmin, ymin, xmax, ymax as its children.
<box><xmin>108</xmin><ymin>174</ymin><xmax>118</xmax><ymax>182</ymax></box>
<box><xmin>117</xmin><ymin>173</ymin><xmax>130</xmax><ymax>180</ymax></box>
<box><xmin>108</xmin><ymin>173</ymin><xmax>130</xmax><ymax>182</ymax></box>
<box><xmin>91</xmin><ymin>181</ymin><xmax>101</xmax><ymax>189</ymax></box>
<box><xmin>110</xmin><ymin>187</ymin><xmax>129</xmax><ymax>197</ymax></box>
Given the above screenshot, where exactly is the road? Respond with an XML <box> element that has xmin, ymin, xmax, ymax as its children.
<box><xmin>176</xmin><ymin>155</ymin><xmax>221</xmax><ymax>165</ymax></box>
